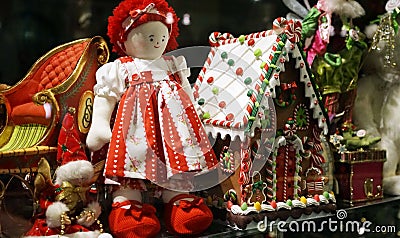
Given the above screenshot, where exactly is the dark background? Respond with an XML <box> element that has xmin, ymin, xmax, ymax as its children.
<box><xmin>0</xmin><ymin>0</ymin><xmax>386</xmax><ymax>86</ymax></box>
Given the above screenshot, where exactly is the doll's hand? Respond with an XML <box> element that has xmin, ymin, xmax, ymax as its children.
<box><xmin>86</xmin><ymin>96</ymin><xmax>115</xmax><ymax>151</ymax></box>
<box><xmin>61</xmin><ymin>212</ymin><xmax>72</xmax><ymax>225</ymax></box>
<box><xmin>77</xmin><ymin>210</ymin><xmax>96</xmax><ymax>227</ymax></box>
<box><xmin>86</xmin><ymin>123</ymin><xmax>112</xmax><ymax>151</ymax></box>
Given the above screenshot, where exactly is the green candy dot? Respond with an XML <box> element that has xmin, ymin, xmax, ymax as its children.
<box><xmin>198</xmin><ymin>98</ymin><xmax>205</xmax><ymax>105</ymax></box>
<box><xmin>212</xmin><ymin>87</ymin><xmax>219</xmax><ymax>95</ymax></box>
<box><xmin>323</xmin><ymin>191</ymin><xmax>330</xmax><ymax>199</ymax></box>
<box><xmin>286</xmin><ymin>199</ymin><xmax>292</xmax><ymax>206</ymax></box>
<box><xmin>221</xmin><ymin>52</ymin><xmax>228</xmax><ymax>59</ymax></box>
<box><xmin>260</xmin><ymin>62</ymin><xmax>266</xmax><ymax>69</ymax></box>
<box><xmin>244</xmin><ymin>77</ymin><xmax>252</xmax><ymax>85</ymax></box>
<box><xmin>239</xmin><ymin>35</ymin><xmax>246</xmax><ymax>44</ymax></box>
<box><xmin>203</xmin><ymin>112</ymin><xmax>210</xmax><ymax>119</ymax></box>
<box><xmin>241</xmin><ymin>202</ymin><xmax>248</xmax><ymax>211</ymax></box>
<box><xmin>254</xmin><ymin>49</ymin><xmax>262</xmax><ymax>57</ymax></box>
<box><xmin>227</xmin><ymin>59</ymin><xmax>235</xmax><ymax>66</ymax></box>
<box><xmin>263</xmin><ymin>79</ymin><xmax>269</xmax><ymax>85</ymax></box>
<box><xmin>247</xmin><ymin>89</ymin><xmax>254</xmax><ymax>97</ymax></box>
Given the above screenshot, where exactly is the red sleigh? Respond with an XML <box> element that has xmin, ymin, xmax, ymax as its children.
<box><xmin>0</xmin><ymin>36</ymin><xmax>109</xmax><ymax>234</ymax></box>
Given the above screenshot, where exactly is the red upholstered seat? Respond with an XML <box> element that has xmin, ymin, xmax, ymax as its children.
<box><xmin>37</xmin><ymin>42</ymin><xmax>87</xmax><ymax>91</ymax></box>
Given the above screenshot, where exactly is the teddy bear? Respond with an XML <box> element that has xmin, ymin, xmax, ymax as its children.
<box><xmin>353</xmin><ymin>0</ymin><xmax>400</xmax><ymax>195</ymax></box>
<box><xmin>85</xmin><ymin>0</ymin><xmax>218</xmax><ymax>237</ymax></box>
<box><xmin>23</xmin><ymin>108</ymin><xmax>112</xmax><ymax>238</ymax></box>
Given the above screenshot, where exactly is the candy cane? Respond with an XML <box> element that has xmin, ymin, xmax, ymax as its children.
<box><xmin>272</xmin><ymin>17</ymin><xmax>288</xmax><ymax>34</ymax></box>
<box><xmin>285</xmin><ymin>19</ymin><xmax>302</xmax><ymax>43</ymax></box>
<box><xmin>209</xmin><ymin>32</ymin><xmax>234</xmax><ymax>46</ymax></box>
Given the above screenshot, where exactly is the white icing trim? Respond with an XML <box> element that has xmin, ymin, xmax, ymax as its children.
<box><xmin>291</xmin><ymin>199</ymin><xmax>307</xmax><ymax>208</ymax></box>
<box><xmin>319</xmin><ymin>195</ymin><xmax>329</xmax><ymax>204</ymax></box>
<box><xmin>291</xmin><ymin>44</ymin><xmax>329</xmax><ymax>135</ymax></box>
<box><xmin>230</xmin><ymin>204</ymin><xmax>275</xmax><ymax>215</ymax></box>
<box><xmin>276</xmin><ymin>202</ymin><xmax>292</xmax><ymax>210</ymax></box>
<box><xmin>306</xmin><ymin>198</ymin><xmax>320</xmax><ymax>206</ymax></box>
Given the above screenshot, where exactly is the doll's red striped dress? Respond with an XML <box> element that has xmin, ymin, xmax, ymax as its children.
<box><xmin>94</xmin><ymin>55</ymin><xmax>217</xmax><ymax>187</ymax></box>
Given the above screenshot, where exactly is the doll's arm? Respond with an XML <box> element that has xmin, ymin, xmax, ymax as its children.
<box><xmin>86</xmin><ymin>61</ymin><xmax>125</xmax><ymax>151</ymax></box>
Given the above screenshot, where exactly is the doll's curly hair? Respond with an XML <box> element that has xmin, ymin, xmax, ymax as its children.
<box><xmin>107</xmin><ymin>0</ymin><xmax>179</xmax><ymax>56</ymax></box>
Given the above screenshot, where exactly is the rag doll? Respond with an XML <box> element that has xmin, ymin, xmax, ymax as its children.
<box><xmin>86</xmin><ymin>0</ymin><xmax>217</xmax><ymax>237</ymax></box>
<box><xmin>353</xmin><ymin>0</ymin><xmax>400</xmax><ymax>195</ymax></box>
<box><xmin>23</xmin><ymin>108</ymin><xmax>111</xmax><ymax>238</ymax></box>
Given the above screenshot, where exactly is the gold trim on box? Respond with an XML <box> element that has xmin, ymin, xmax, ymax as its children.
<box><xmin>341</xmin><ymin>194</ymin><xmax>384</xmax><ymax>204</ymax></box>
<box><xmin>77</xmin><ymin>90</ymin><xmax>94</xmax><ymax>134</ymax></box>
<box><xmin>335</xmin><ymin>149</ymin><xmax>386</xmax><ymax>164</ymax></box>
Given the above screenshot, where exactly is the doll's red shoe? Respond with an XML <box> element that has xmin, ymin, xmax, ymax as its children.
<box><xmin>164</xmin><ymin>194</ymin><xmax>213</xmax><ymax>235</ymax></box>
<box><xmin>109</xmin><ymin>200</ymin><xmax>160</xmax><ymax>238</ymax></box>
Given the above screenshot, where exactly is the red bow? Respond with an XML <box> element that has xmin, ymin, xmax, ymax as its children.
<box><xmin>112</xmin><ymin>200</ymin><xmax>156</xmax><ymax>219</ymax></box>
<box><xmin>121</xmin><ymin>3</ymin><xmax>156</xmax><ymax>36</ymax></box>
<box><xmin>281</xmin><ymin>82</ymin><xmax>297</xmax><ymax>91</ymax></box>
<box><xmin>179</xmin><ymin>198</ymin><xmax>204</xmax><ymax>210</ymax></box>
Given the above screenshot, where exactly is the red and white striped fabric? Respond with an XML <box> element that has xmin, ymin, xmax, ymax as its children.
<box><xmin>95</xmin><ymin>56</ymin><xmax>218</xmax><ymax>184</ymax></box>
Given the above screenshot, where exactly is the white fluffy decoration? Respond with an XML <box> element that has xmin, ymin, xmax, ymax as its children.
<box><xmin>55</xmin><ymin>160</ymin><xmax>94</xmax><ymax>186</ymax></box>
<box><xmin>353</xmin><ymin>30</ymin><xmax>400</xmax><ymax>195</ymax></box>
<box><xmin>322</xmin><ymin>0</ymin><xmax>365</xmax><ymax>18</ymax></box>
<box><xmin>46</xmin><ymin>201</ymin><xmax>70</xmax><ymax>228</ymax></box>
<box><xmin>364</xmin><ymin>24</ymin><xmax>379</xmax><ymax>39</ymax></box>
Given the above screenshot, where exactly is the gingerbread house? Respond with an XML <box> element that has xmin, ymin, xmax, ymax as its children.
<box><xmin>193</xmin><ymin>18</ymin><xmax>336</xmax><ymax>229</ymax></box>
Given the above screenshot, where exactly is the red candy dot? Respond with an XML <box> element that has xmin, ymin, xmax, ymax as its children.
<box><xmin>236</xmin><ymin>67</ymin><xmax>243</xmax><ymax>76</ymax></box>
<box><xmin>207</xmin><ymin>77</ymin><xmax>214</xmax><ymax>84</ymax></box>
<box><xmin>227</xmin><ymin>200</ymin><xmax>233</xmax><ymax>209</ymax></box>
<box><xmin>219</xmin><ymin>101</ymin><xmax>226</xmax><ymax>108</ymax></box>
<box><xmin>248</xmin><ymin>39</ymin><xmax>255</xmax><ymax>46</ymax></box>
<box><xmin>314</xmin><ymin>194</ymin><xmax>320</xmax><ymax>202</ymax></box>
<box><xmin>270</xmin><ymin>200</ymin><xmax>277</xmax><ymax>209</ymax></box>
<box><xmin>226</xmin><ymin>113</ymin><xmax>234</xmax><ymax>121</ymax></box>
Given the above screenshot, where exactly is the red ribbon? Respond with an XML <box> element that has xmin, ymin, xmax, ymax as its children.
<box><xmin>179</xmin><ymin>197</ymin><xmax>204</xmax><ymax>210</ymax></box>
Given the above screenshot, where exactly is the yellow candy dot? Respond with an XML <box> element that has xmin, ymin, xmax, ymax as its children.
<box><xmin>300</xmin><ymin>196</ymin><xmax>307</xmax><ymax>204</ymax></box>
<box><xmin>254</xmin><ymin>201</ymin><xmax>262</xmax><ymax>211</ymax></box>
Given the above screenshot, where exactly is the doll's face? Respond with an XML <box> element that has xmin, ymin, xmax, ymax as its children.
<box><xmin>124</xmin><ymin>21</ymin><xmax>169</xmax><ymax>60</ymax></box>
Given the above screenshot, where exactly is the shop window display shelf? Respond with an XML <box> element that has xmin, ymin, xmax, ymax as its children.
<box><xmin>1</xmin><ymin>182</ymin><xmax>399</xmax><ymax>238</ymax></box>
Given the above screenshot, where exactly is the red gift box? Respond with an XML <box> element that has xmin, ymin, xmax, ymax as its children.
<box><xmin>334</xmin><ymin>149</ymin><xmax>386</xmax><ymax>204</ymax></box>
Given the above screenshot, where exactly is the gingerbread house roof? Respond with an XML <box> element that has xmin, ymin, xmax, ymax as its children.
<box><xmin>193</xmin><ymin>18</ymin><xmax>328</xmax><ymax>141</ymax></box>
